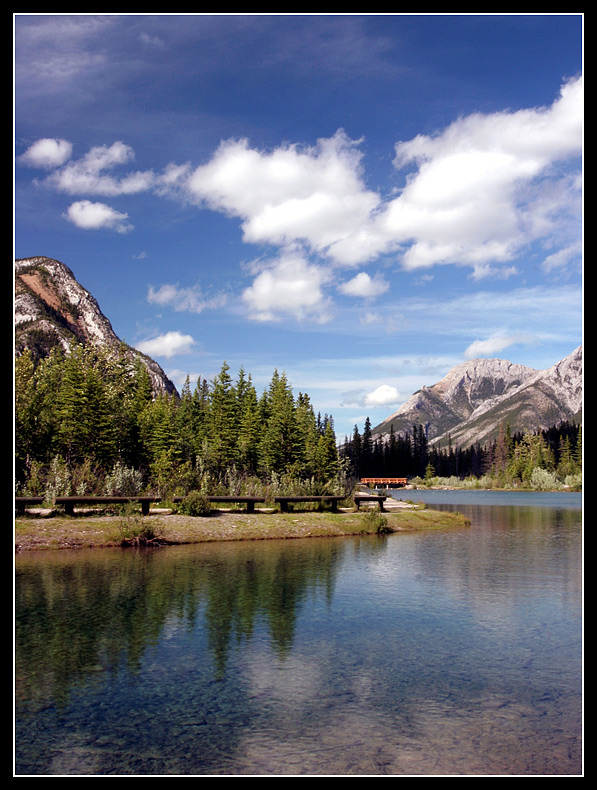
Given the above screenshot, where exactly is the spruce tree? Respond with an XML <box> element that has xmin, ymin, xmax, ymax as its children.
<box><xmin>350</xmin><ymin>424</ymin><xmax>363</xmax><ymax>479</ymax></box>
<box><xmin>315</xmin><ymin>420</ymin><xmax>338</xmax><ymax>482</ymax></box>
<box><xmin>237</xmin><ymin>376</ymin><xmax>261</xmax><ymax>474</ymax></box>
<box><xmin>361</xmin><ymin>417</ymin><xmax>373</xmax><ymax>476</ymax></box>
<box><xmin>207</xmin><ymin>362</ymin><xmax>238</xmax><ymax>472</ymax></box>
<box><xmin>294</xmin><ymin>392</ymin><xmax>320</xmax><ymax>477</ymax></box>
<box><xmin>259</xmin><ymin>370</ymin><xmax>298</xmax><ymax>475</ymax></box>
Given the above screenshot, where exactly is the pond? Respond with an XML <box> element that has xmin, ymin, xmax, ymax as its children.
<box><xmin>14</xmin><ymin>491</ymin><xmax>582</xmax><ymax>776</ymax></box>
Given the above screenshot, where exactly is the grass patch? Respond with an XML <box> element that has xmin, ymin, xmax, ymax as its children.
<box><xmin>110</xmin><ymin>504</ymin><xmax>165</xmax><ymax>547</ymax></box>
<box><xmin>15</xmin><ymin>507</ymin><xmax>469</xmax><ymax>551</ymax></box>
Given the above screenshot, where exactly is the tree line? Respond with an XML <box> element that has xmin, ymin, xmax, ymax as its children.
<box><xmin>341</xmin><ymin>417</ymin><xmax>582</xmax><ymax>489</ymax></box>
<box><xmin>15</xmin><ymin>345</ymin><xmax>341</xmax><ymax>499</ymax></box>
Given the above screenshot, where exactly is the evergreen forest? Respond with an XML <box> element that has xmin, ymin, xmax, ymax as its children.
<box><xmin>341</xmin><ymin>417</ymin><xmax>582</xmax><ymax>490</ymax></box>
<box><xmin>15</xmin><ymin>345</ymin><xmax>342</xmax><ymax>501</ymax></box>
<box><xmin>15</xmin><ymin>344</ymin><xmax>582</xmax><ymax>502</ymax></box>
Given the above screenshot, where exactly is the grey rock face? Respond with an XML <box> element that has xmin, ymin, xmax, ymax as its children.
<box><xmin>373</xmin><ymin>346</ymin><xmax>582</xmax><ymax>448</ymax></box>
<box><xmin>15</xmin><ymin>256</ymin><xmax>178</xmax><ymax>398</ymax></box>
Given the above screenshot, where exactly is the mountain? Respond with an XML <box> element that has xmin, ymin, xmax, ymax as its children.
<box><xmin>373</xmin><ymin>346</ymin><xmax>582</xmax><ymax>449</ymax></box>
<box><xmin>14</xmin><ymin>256</ymin><xmax>178</xmax><ymax>397</ymax></box>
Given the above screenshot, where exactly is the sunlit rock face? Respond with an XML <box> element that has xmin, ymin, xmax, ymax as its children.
<box><xmin>373</xmin><ymin>346</ymin><xmax>582</xmax><ymax>448</ymax></box>
<box><xmin>15</xmin><ymin>256</ymin><xmax>178</xmax><ymax>398</ymax></box>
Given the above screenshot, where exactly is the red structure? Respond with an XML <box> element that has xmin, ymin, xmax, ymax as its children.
<box><xmin>360</xmin><ymin>477</ymin><xmax>407</xmax><ymax>488</ymax></box>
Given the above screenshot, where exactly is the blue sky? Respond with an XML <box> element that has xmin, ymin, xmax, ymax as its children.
<box><xmin>14</xmin><ymin>13</ymin><xmax>583</xmax><ymax>440</ymax></box>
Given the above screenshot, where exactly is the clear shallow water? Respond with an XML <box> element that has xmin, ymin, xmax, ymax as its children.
<box><xmin>15</xmin><ymin>493</ymin><xmax>582</xmax><ymax>776</ymax></box>
<box><xmin>389</xmin><ymin>488</ymin><xmax>583</xmax><ymax>509</ymax></box>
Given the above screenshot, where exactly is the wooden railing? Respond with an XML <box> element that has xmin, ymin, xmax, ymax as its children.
<box><xmin>360</xmin><ymin>477</ymin><xmax>407</xmax><ymax>487</ymax></box>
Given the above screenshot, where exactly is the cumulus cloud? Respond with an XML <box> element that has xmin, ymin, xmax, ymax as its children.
<box><xmin>45</xmin><ymin>141</ymin><xmax>155</xmax><ymax>196</ymax></box>
<box><xmin>339</xmin><ymin>271</ymin><xmax>389</xmax><ymax>298</ymax></box>
<box><xmin>20</xmin><ymin>137</ymin><xmax>194</xmax><ymax>199</ymax></box>
<box><xmin>378</xmin><ymin>75</ymin><xmax>582</xmax><ymax>275</ymax></box>
<box><xmin>242</xmin><ymin>253</ymin><xmax>332</xmax><ymax>322</ymax></box>
<box><xmin>364</xmin><ymin>384</ymin><xmax>401</xmax><ymax>407</ymax></box>
<box><xmin>178</xmin><ymin>76</ymin><xmax>581</xmax><ymax>279</ymax></box>
<box><xmin>186</xmin><ymin>130</ymin><xmax>380</xmax><ymax>264</ymax></box>
<box><xmin>341</xmin><ymin>383</ymin><xmax>402</xmax><ymax>408</ymax></box>
<box><xmin>147</xmin><ymin>283</ymin><xmax>227</xmax><ymax>313</ymax></box>
<box><xmin>21</xmin><ymin>75</ymin><xmax>582</xmax><ymax>312</ymax></box>
<box><xmin>64</xmin><ymin>199</ymin><xmax>132</xmax><ymax>232</ymax></box>
<box><xmin>136</xmin><ymin>330</ymin><xmax>196</xmax><ymax>358</ymax></box>
<box><xmin>464</xmin><ymin>333</ymin><xmax>535</xmax><ymax>359</ymax></box>
<box><xmin>19</xmin><ymin>137</ymin><xmax>73</xmax><ymax>168</ymax></box>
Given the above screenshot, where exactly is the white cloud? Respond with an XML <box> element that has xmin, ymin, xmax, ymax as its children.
<box><xmin>340</xmin><ymin>382</ymin><xmax>402</xmax><ymax>409</ymax></box>
<box><xmin>464</xmin><ymin>333</ymin><xmax>535</xmax><ymax>359</ymax></box>
<box><xmin>139</xmin><ymin>32</ymin><xmax>165</xmax><ymax>48</ymax></box>
<box><xmin>136</xmin><ymin>330</ymin><xmax>196</xmax><ymax>358</ymax></box>
<box><xmin>378</xmin><ymin>75</ymin><xmax>582</xmax><ymax>274</ymax></box>
<box><xmin>147</xmin><ymin>283</ymin><xmax>227</xmax><ymax>313</ymax></box>
<box><xmin>339</xmin><ymin>271</ymin><xmax>389</xmax><ymax>298</ymax></box>
<box><xmin>64</xmin><ymin>199</ymin><xmax>132</xmax><ymax>232</ymax></box>
<box><xmin>242</xmin><ymin>253</ymin><xmax>332</xmax><ymax>322</ymax></box>
<box><xmin>186</xmin><ymin>130</ymin><xmax>380</xmax><ymax>264</ymax></box>
<box><xmin>178</xmin><ymin>75</ymin><xmax>581</xmax><ymax>278</ymax></box>
<box><xmin>45</xmin><ymin>141</ymin><xmax>155</xmax><ymax>196</ymax></box>
<box><xmin>541</xmin><ymin>241</ymin><xmax>582</xmax><ymax>274</ymax></box>
<box><xmin>364</xmin><ymin>384</ymin><xmax>401</xmax><ymax>407</ymax></box>
<box><xmin>23</xmin><ymin>76</ymin><xmax>582</xmax><ymax>294</ymax></box>
<box><xmin>19</xmin><ymin>137</ymin><xmax>73</xmax><ymax>168</ymax></box>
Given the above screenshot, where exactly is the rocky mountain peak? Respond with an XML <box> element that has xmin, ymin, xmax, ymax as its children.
<box><xmin>15</xmin><ymin>256</ymin><xmax>178</xmax><ymax>398</ymax></box>
<box><xmin>373</xmin><ymin>346</ymin><xmax>582</xmax><ymax>449</ymax></box>
<box><xmin>427</xmin><ymin>357</ymin><xmax>538</xmax><ymax>419</ymax></box>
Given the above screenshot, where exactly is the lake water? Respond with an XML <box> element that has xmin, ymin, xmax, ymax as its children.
<box><xmin>14</xmin><ymin>491</ymin><xmax>582</xmax><ymax>776</ymax></box>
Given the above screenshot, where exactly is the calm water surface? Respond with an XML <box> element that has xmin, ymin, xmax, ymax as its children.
<box><xmin>15</xmin><ymin>492</ymin><xmax>582</xmax><ymax>776</ymax></box>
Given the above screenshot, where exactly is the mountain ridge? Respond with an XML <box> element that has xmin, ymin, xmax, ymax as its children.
<box><xmin>373</xmin><ymin>346</ymin><xmax>582</xmax><ymax>449</ymax></box>
<box><xmin>14</xmin><ymin>256</ymin><xmax>178</xmax><ymax>398</ymax></box>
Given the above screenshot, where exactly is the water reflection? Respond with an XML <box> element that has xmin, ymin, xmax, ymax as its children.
<box><xmin>15</xmin><ymin>504</ymin><xmax>582</xmax><ymax>776</ymax></box>
<box><xmin>15</xmin><ymin>538</ymin><xmax>349</xmax><ymax>707</ymax></box>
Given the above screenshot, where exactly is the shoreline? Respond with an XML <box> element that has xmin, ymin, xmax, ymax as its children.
<box><xmin>14</xmin><ymin>501</ymin><xmax>469</xmax><ymax>552</ymax></box>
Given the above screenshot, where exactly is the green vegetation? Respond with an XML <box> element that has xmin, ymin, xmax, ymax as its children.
<box><xmin>110</xmin><ymin>502</ymin><xmax>164</xmax><ymax>546</ymax></box>
<box><xmin>15</xmin><ymin>342</ymin><xmax>580</xmax><ymax>520</ymax></box>
<box><xmin>15</xmin><ymin>346</ymin><xmax>348</xmax><ymax>503</ymax></box>
<box><xmin>342</xmin><ymin>418</ymin><xmax>581</xmax><ymax>491</ymax></box>
<box><xmin>361</xmin><ymin>509</ymin><xmax>392</xmax><ymax>534</ymax></box>
<box><xmin>177</xmin><ymin>491</ymin><xmax>212</xmax><ymax>517</ymax></box>
<box><xmin>14</xmin><ymin>507</ymin><xmax>469</xmax><ymax>552</ymax></box>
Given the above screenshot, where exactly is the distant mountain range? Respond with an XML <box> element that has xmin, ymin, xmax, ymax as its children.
<box><xmin>373</xmin><ymin>346</ymin><xmax>582</xmax><ymax>449</ymax></box>
<box><xmin>14</xmin><ymin>256</ymin><xmax>177</xmax><ymax>397</ymax></box>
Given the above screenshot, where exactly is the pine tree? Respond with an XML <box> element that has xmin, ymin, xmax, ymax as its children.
<box><xmin>15</xmin><ymin>350</ymin><xmax>38</xmax><ymax>483</ymax></box>
<box><xmin>207</xmin><ymin>362</ymin><xmax>238</xmax><ymax>472</ymax></box>
<box><xmin>259</xmin><ymin>370</ymin><xmax>298</xmax><ymax>475</ymax></box>
<box><xmin>349</xmin><ymin>424</ymin><xmax>363</xmax><ymax>478</ymax></box>
<box><xmin>294</xmin><ymin>392</ymin><xmax>320</xmax><ymax>477</ymax></box>
<box><xmin>83</xmin><ymin>363</ymin><xmax>117</xmax><ymax>468</ymax></box>
<box><xmin>361</xmin><ymin>417</ymin><xmax>373</xmax><ymax>476</ymax></box>
<box><xmin>55</xmin><ymin>345</ymin><xmax>89</xmax><ymax>465</ymax></box>
<box><xmin>236</xmin><ymin>377</ymin><xmax>261</xmax><ymax>474</ymax></box>
<box><xmin>315</xmin><ymin>420</ymin><xmax>339</xmax><ymax>482</ymax></box>
<box><xmin>411</xmin><ymin>423</ymin><xmax>428</xmax><ymax>477</ymax></box>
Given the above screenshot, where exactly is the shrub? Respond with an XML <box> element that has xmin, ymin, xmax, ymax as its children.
<box><xmin>105</xmin><ymin>462</ymin><xmax>143</xmax><ymax>496</ymax></box>
<box><xmin>362</xmin><ymin>509</ymin><xmax>392</xmax><ymax>534</ymax></box>
<box><xmin>44</xmin><ymin>455</ymin><xmax>71</xmax><ymax>503</ymax></box>
<box><xmin>177</xmin><ymin>491</ymin><xmax>212</xmax><ymax>517</ymax></box>
<box><xmin>112</xmin><ymin>502</ymin><xmax>163</xmax><ymax>546</ymax></box>
<box><xmin>564</xmin><ymin>472</ymin><xmax>582</xmax><ymax>491</ymax></box>
<box><xmin>530</xmin><ymin>467</ymin><xmax>561</xmax><ymax>491</ymax></box>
